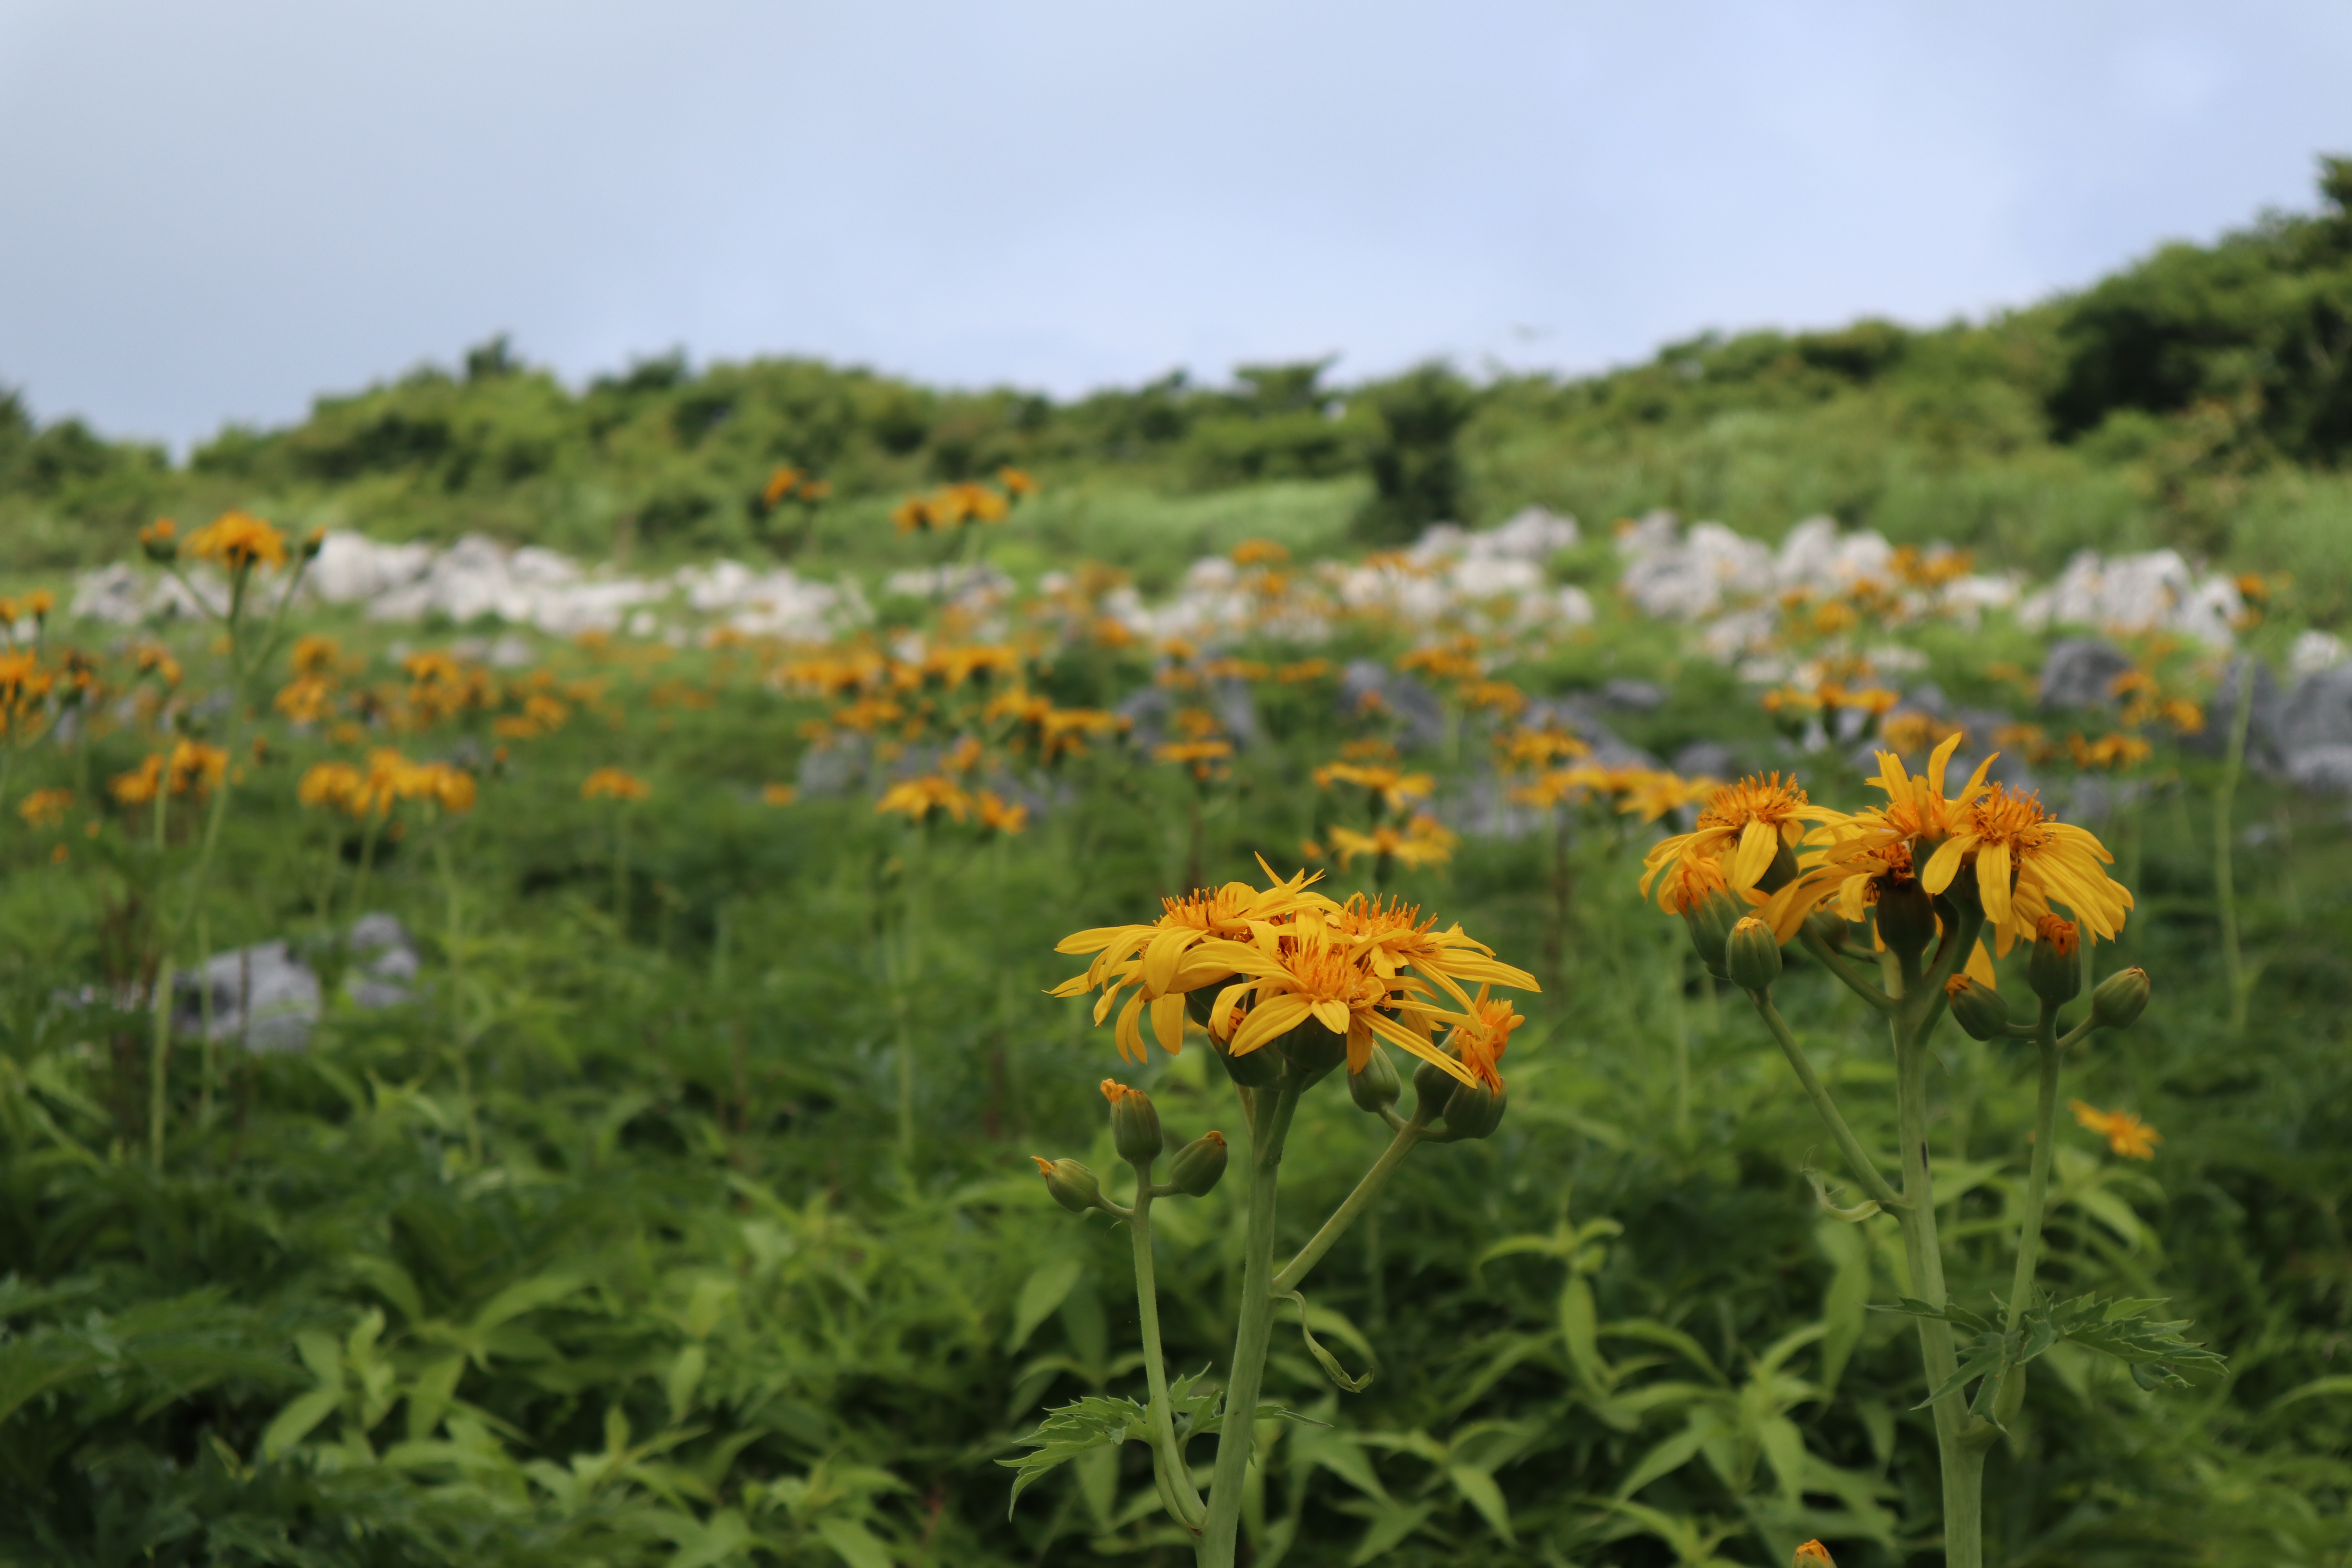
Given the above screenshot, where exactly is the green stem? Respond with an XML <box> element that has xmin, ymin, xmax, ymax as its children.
<box><xmin>1127</xmin><ymin>1165</ymin><xmax>1205</xmax><ymax>1532</ymax></box>
<box><xmin>1196</xmin><ymin>1085</ymin><xmax>1299</xmax><ymax>1568</ymax></box>
<box><xmin>1754</xmin><ymin>996</ymin><xmax>1906</xmax><ymax>1211</ymax></box>
<box><xmin>149</xmin><ymin>949</ymin><xmax>173</xmax><ymax>1169</ymax></box>
<box><xmin>1798</xmin><ymin>926</ymin><xmax>1896</xmax><ymax>1012</ymax></box>
<box><xmin>2004</xmin><ymin>1013</ymin><xmax>2062</xmax><ymax>1332</ymax></box>
<box><xmin>1271</xmin><ymin>1114</ymin><xmax>1427</xmax><ymax>1296</ymax></box>
<box><xmin>1890</xmin><ymin>995</ymin><xmax>1984</xmax><ymax>1568</ymax></box>
<box><xmin>197</xmin><ymin>914</ymin><xmax>215</xmax><ymax>1132</ymax></box>
<box><xmin>2215</xmin><ymin>660</ymin><xmax>2254</xmax><ymax>1034</ymax></box>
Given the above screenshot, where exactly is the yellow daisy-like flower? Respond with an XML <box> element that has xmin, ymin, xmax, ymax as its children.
<box><xmin>1327</xmin><ymin>813</ymin><xmax>1456</xmax><ymax>871</ymax></box>
<box><xmin>1919</xmin><ymin>782</ymin><xmax>2132</xmax><ymax>946</ymax></box>
<box><xmin>1854</xmin><ymin>731</ymin><xmax>1994</xmax><ymax>848</ymax></box>
<box><xmin>876</xmin><ymin>773</ymin><xmax>971</xmax><ymax>824</ymax></box>
<box><xmin>1641</xmin><ymin>772</ymin><xmax>1838</xmax><ymax>907</ymax></box>
<box><xmin>1328</xmin><ymin>894</ymin><xmax>1539</xmax><ymax>1016</ymax></box>
<box><xmin>17</xmin><ymin>787</ymin><xmax>73</xmax><ymax>829</ymax></box>
<box><xmin>1446</xmin><ymin>988</ymin><xmax>1523</xmax><ymax>1093</ymax></box>
<box><xmin>1052</xmin><ymin>859</ymin><xmax>1337</xmax><ymax>1060</ymax></box>
<box><xmin>2071</xmin><ymin>1100</ymin><xmax>2161</xmax><ymax>1160</ymax></box>
<box><xmin>185</xmin><ymin>511</ymin><xmax>289</xmax><ymax>573</ymax></box>
<box><xmin>582</xmin><ymin>767</ymin><xmax>652</xmax><ymax>802</ymax></box>
<box><xmin>1197</xmin><ymin>919</ymin><xmax>1460</xmax><ymax>1082</ymax></box>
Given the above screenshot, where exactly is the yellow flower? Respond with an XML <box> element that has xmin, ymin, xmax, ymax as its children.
<box><xmin>17</xmin><ymin>788</ymin><xmax>72</xmax><ymax>828</ymax></box>
<box><xmin>1053</xmin><ymin>860</ymin><xmax>1339</xmax><ymax>1061</ymax></box>
<box><xmin>1855</xmin><ymin>732</ymin><xmax>1994</xmax><ymax>848</ymax></box>
<box><xmin>1328</xmin><ymin>813</ymin><xmax>1457</xmax><ymax>871</ymax></box>
<box><xmin>111</xmin><ymin>755</ymin><xmax>165</xmax><ymax>806</ymax></box>
<box><xmin>582</xmin><ymin>767</ymin><xmax>652</xmax><ymax>802</ymax></box>
<box><xmin>976</xmin><ymin>789</ymin><xmax>1028</xmax><ymax>835</ymax></box>
<box><xmin>998</xmin><ymin>466</ymin><xmax>1039</xmax><ymax>497</ymax></box>
<box><xmin>299</xmin><ymin>761</ymin><xmax>365</xmax><ymax>814</ymax></box>
<box><xmin>1641</xmin><ymin>772</ymin><xmax>1838</xmax><ymax>907</ymax></box>
<box><xmin>762</xmin><ymin>782</ymin><xmax>797</xmax><ymax>807</ymax></box>
<box><xmin>1198</xmin><ymin>919</ymin><xmax>1459</xmax><ymax>1080</ymax></box>
<box><xmin>1328</xmin><ymin>894</ymin><xmax>1539</xmax><ymax>1015</ymax></box>
<box><xmin>167</xmin><ymin>740</ymin><xmax>228</xmax><ymax>797</ymax></box>
<box><xmin>1793</xmin><ymin>1542</ymin><xmax>1836</xmax><ymax>1568</ymax></box>
<box><xmin>1313</xmin><ymin>760</ymin><xmax>1433</xmax><ymax>814</ymax></box>
<box><xmin>1154</xmin><ymin>738</ymin><xmax>1233</xmax><ymax>780</ymax></box>
<box><xmin>1446</xmin><ymin>988</ymin><xmax>1523</xmax><ymax>1093</ymax></box>
<box><xmin>761</xmin><ymin>466</ymin><xmax>805</xmax><ymax>506</ymax></box>
<box><xmin>875</xmin><ymin>773</ymin><xmax>971</xmax><ymax>824</ymax></box>
<box><xmin>2071</xmin><ymin>1100</ymin><xmax>2161</xmax><ymax>1160</ymax></box>
<box><xmin>1230</xmin><ymin>538</ymin><xmax>1289</xmax><ymax>566</ymax></box>
<box><xmin>1920</xmin><ymin>782</ymin><xmax>2133</xmax><ymax>945</ymax></box>
<box><xmin>185</xmin><ymin>511</ymin><xmax>289</xmax><ymax>573</ymax></box>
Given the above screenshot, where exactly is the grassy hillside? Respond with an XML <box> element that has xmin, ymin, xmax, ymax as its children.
<box><xmin>5</xmin><ymin>160</ymin><xmax>2350</xmax><ymax>607</ymax></box>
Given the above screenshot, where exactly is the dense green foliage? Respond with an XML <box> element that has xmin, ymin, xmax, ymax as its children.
<box><xmin>2</xmin><ymin>156</ymin><xmax>2350</xmax><ymax>1568</ymax></box>
<box><xmin>0</xmin><ymin>561</ymin><xmax>2347</xmax><ymax>1565</ymax></box>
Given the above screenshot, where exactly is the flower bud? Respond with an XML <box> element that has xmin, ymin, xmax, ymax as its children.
<box><xmin>1348</xmin><ymin>1044</ymin><xmax>1401</xmax><ymax>1114</ymax></box>
<box><xmin>2027</xmin><ymin>916</ymin><xmax>2081</xmax><ymax>1007</ymax></box>
<box><xmin>1213</xmin><ymin>1033</ymin><xmax>1284</xmax><ymax>1088</ymax></box>
<box><xmin>1442</xmin><ymin>1078</ymin><xmax>1506</xmax><ymax>1140</ymax></box>
<box><xmin>1102</xmin><ymin>1080</ymin><xmax>1163</xmax><ymax>1166</ymax></box>
<box><xmin>302</xmin><ymin>526</ymin><xmax>327</xmax><ymax>561</ymax></box>
<box><xmin>139</xmin><ymin>519</ymin><xmax>179</xmax><ymax>563</ymax></box>
<box><xmin>1280</xmin><ymin>1018</ymin><xmax>1347</xmax><ymax>1076</ymax></box>
<box><xmin>1724</xmin><ymin>916</ymin><xmax>1783</xmax><ymax>993</ymax></box>
<box><xmin>1169</xmin><ymin>1131</ymin><xmax>1228</xmax><ymax>1196</ymax></box>
<box><xmin>1032</xmin><ymin>1155</ymin><xmax>1100</xmax><ymax>1213</ymax></box>
<box><xmin>1758</xmin><ymin>841</ymin><xmax>1800</xmax><ymax>895</ymax></box>
<box><xmin>1412</xmin><ymin>1053</ymin><xmax>1458</xmax><ymax>1119</ymax></box>
<box><xmin>1873</xmin><ymin>875</ymin><xmax>1938</xmax><ymax>960</ymax></box>
<box><xmin>1682</xmin><ymin>887</ymin><xmax>1743</xmax><ymax>976</ymax></box>
<box><xmin>1944</xmin><ymin>974</ymin><xmax>2010</xmax><ymax>1042</ymax></box>
<box><xmin>1805</xmin><ymin>908</ymin><xmax>1849</xmax><ymax>950</ymax></box>
<box><xmin>2089</xmin><ymin>966</ymin><xmax>2150</xmax><ymax>1031</ymax></box>
<box><xmin>1793</xmin><ymin>1542</ymin><xmax>1835</xmax><ymax>1568</ymax></box>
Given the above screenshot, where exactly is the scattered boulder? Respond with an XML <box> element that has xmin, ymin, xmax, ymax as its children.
<box><xmin>172</xmin><ymin>914</ymin><xmax>420</xmax><ymax>1053</ymax></box>
<box><xmin>2038</xmin><ymin>639</ymin><xmax>2135</xmax><ymax>711</ymax></box>
<box><xmin>1337</xmin><ymin>661</ymin><xmax>1445</xmax><ymax>751</ymax></box>
<box><xmin>2280</xmin><ymin>664</ymin><xmax>2352</xmax><ymax>795</ymax></box>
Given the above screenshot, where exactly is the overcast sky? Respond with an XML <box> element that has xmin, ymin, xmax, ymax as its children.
<box><xmin>2</xmin><ymin>1</ymin><xmax>2348</xmax><ymax>450</ymax></box>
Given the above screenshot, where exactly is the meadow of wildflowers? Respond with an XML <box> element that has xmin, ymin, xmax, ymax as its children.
<box><xmin>0</xmin><ymin>461</ymin><xmax>2347</xmax><ymax>1568</ymax></box>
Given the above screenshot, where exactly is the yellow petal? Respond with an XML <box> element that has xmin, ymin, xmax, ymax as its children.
<box><xmin>1730</xmin><ymin>819</ymin><xmax>1779</xmax><ymax>890</ymax></box>
<box><xmin>1976</xmin><ymin>840</ymin><xmax>2013</xmax><ymax>927</ymax></box>
<box><xmin>1231</xmin><ymin>995</ymin><xmax>1312</xmax><ymax>1056</ymax></box>
<box><xmin>1965</xmin><ymin>938</ymin><xmax>1997</xmax><ymax>990</ymax></box>
<box><xmin>1920</xmin><ymin>833</ymin><xmax>1971</xmax><ymax>895</ymax></box>
<box><xmin>1151</xmin><ymin>993</ymin><xmax>1187</xmax><ymax>1055</ymax></box>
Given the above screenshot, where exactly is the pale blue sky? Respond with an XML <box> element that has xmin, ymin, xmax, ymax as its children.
<box><xmin>2</xmin><ymin>0</ymin><xmax>2348</xmax><ymax>448</ymax></box>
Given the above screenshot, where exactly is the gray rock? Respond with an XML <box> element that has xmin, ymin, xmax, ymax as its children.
<box><xmin>2183</xmin><ymin>657</ymin><xmax>2283</xmax><ymax>769</ymax></box>
<box><xmin>172</xmin><ymin>913</ymin><xmax>420</xmax><ymax>1051</ymax></box>
<box><xmin>1336</xmin><ymin>661</ymin><xmax>1445</xmax><ymax>751</ymax></box>
<box><xmin>2284</xmin><ymin>745</ymin><xmax>2352</xmax><ymax>795</ymax></box>
<box><xmin>2281</xmin><ymin>665</ymin><xmax>2352</xmax><ymax>782</ymax></box>
<box><xmin>1671</xmin><ymin>741</ymin><xmax>1737</xmax><ymax>782</ymax></box>
<box><xmin>1601</xmin><ymin>679</ymin><xmax>1668</xmax><ymax>711</ymax></box>
<box><xmin>2038</xmin><ymin>639</ymin><xmax>2134</xmax><ymax>711</ymax></box>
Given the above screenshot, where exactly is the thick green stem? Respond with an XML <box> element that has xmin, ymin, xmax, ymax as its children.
<box><xmin>1271</xmin><ymin>1114</ymin><xmax>1426</xmax><ymax>1296</ymax></box>
<box><xmin>1890</xmin><ymin>996</ymin><xmax>1984</xmax><ymax>1568</ymax></box>
<box><xmin>2215</xmin><ymin>666</ymin><xmax>2253</xmax><ymax>1034</ymax></box>
<box><xmin>1196</xmin><ymin>1086</ymin><xmax>1299</xmax><ymax>1568</ymax></box>
<box><xmin>1127</xmin><ymin>1167</ymin><xmax>1205</xmax><ymax>1532</ymax></box>
<box><xmin>1754</xmin><ymin>997</ymin><xmax>1905</xmax><ymax>1211</ymax></box>
<box><xmin>2004</xmin><ymin>1013</ymin><xmax>2062</xmax><ymax>1331</ymax></box>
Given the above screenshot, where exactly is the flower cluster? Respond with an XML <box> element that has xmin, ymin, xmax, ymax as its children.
<box><xmin>1645</xmin><ymin>733</ymin><xmax>2135</xmax><ymax>967</ymax></box>
<box><xmin>300</xmin><ymin>750</ymin><xmax>477</xmax><ymax>818</ymax></box>
<box><xmin>1053</xmin><ymin>861</ymin><xmax>1534</xmax><ymax>1091</ymax></box>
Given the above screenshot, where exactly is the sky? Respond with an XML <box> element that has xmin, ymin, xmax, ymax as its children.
<box><xmin>2</xmin><ymin>0</ymin><xmax>2349</xmax><ymax>450</ymax></box>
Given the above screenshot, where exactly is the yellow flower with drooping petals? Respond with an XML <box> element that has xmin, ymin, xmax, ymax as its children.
<box><xmin>185</xmin><ymin>511</ymin><xmax>288</xmax><ymax>573</ymax></box>
<box><xmin>1920</xmin><ymin>782</ymin><xmax>2133</xmax><ymax>946</ymax></box>
<box><xmin>17</xmin><ymin>788</ymin><xmax>73</xmax><ymax>828</ymax></box>
<box><xmin>1641</xmin><ymin>772</ymin><xmax>1838</xmax><ymax>908</ymax></box>
<box><xmin>2071</xmin><ymin>1100</ymin><xmax>2160</xmax><ymax>1160</ymax></box>
<box><xmin>582</xmin><ymin>767</ymin><xmax>651</xmax><ymax>802</ymax></box>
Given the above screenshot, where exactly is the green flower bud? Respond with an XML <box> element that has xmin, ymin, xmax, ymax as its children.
<box><xmin>1442</xmin><ymin>1078</ymin><xmax>1506</xmax><ymax>1140</ymax></box>
<box><xmin>2090</xmin><ymin>966</ymin><xmax>2150</xmax><ymax>1031</ymax></box>
<box><xmin>1213</xmin><ymin>1032</ymin><xmax>1284</xmax><ymax>1088</ymax></box>
<box><xmin>1279</xmin><ymin>1018</ymin><xmax>1347</xmax><ymax>1076</ymax></box>
<box><xmin>1348</xmin><ymin>1044</ymin><xmax>1401</xmax><ymax>1114</ymax></box>
<box><xmin>1805</xmin><ymin>908</ymin><xmax>1850</xmax><ymax>950</ymax></box>
<box><xmin>1169</xmin><ymin>1131</ymin><xmax>1229</xmax><ymax>1196</ymax></box>
<box><xmin>1724</xmin><ymin>916</ymin><xmax>1784</xmax><ymax>993</ymax></box>
<box><xmin>1102</xmin><ymin>1080</ymin><xmax>1162</xmax><ymax>1166</ymax></box>
<box><xmin>1032</xmin><ymin>1156</ymin><xmax>1100</xmax><ymax>1213</ymax></box>
<box><xmin>1873</xmin><ymin>875</ymin><xmax>1938</xmax><ymax>960</ymax></box>
<box><xmin>1682</xmin><ymin>887</ymin><xmax>1744</xmax><ymax>976</ymax></box>
<box><xmin>1411</xmin><ymin>1053</ymin><xmax>1457</xmax><ymax>1119</ymax></box>
<box><xmin>2026</xmin><ymin>916</ymin><xmax>2081</xmax><ymax>1007</ymax></box>
<box><xmin>1944</xmin><ymin>974</ymin><xmax>2011</xmax><ymax>1042</ymax></box>
<box><xmin>1757</xmin><ymin>841</ymin><xmax>1801</xmax><ymax>895</ymax></box>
